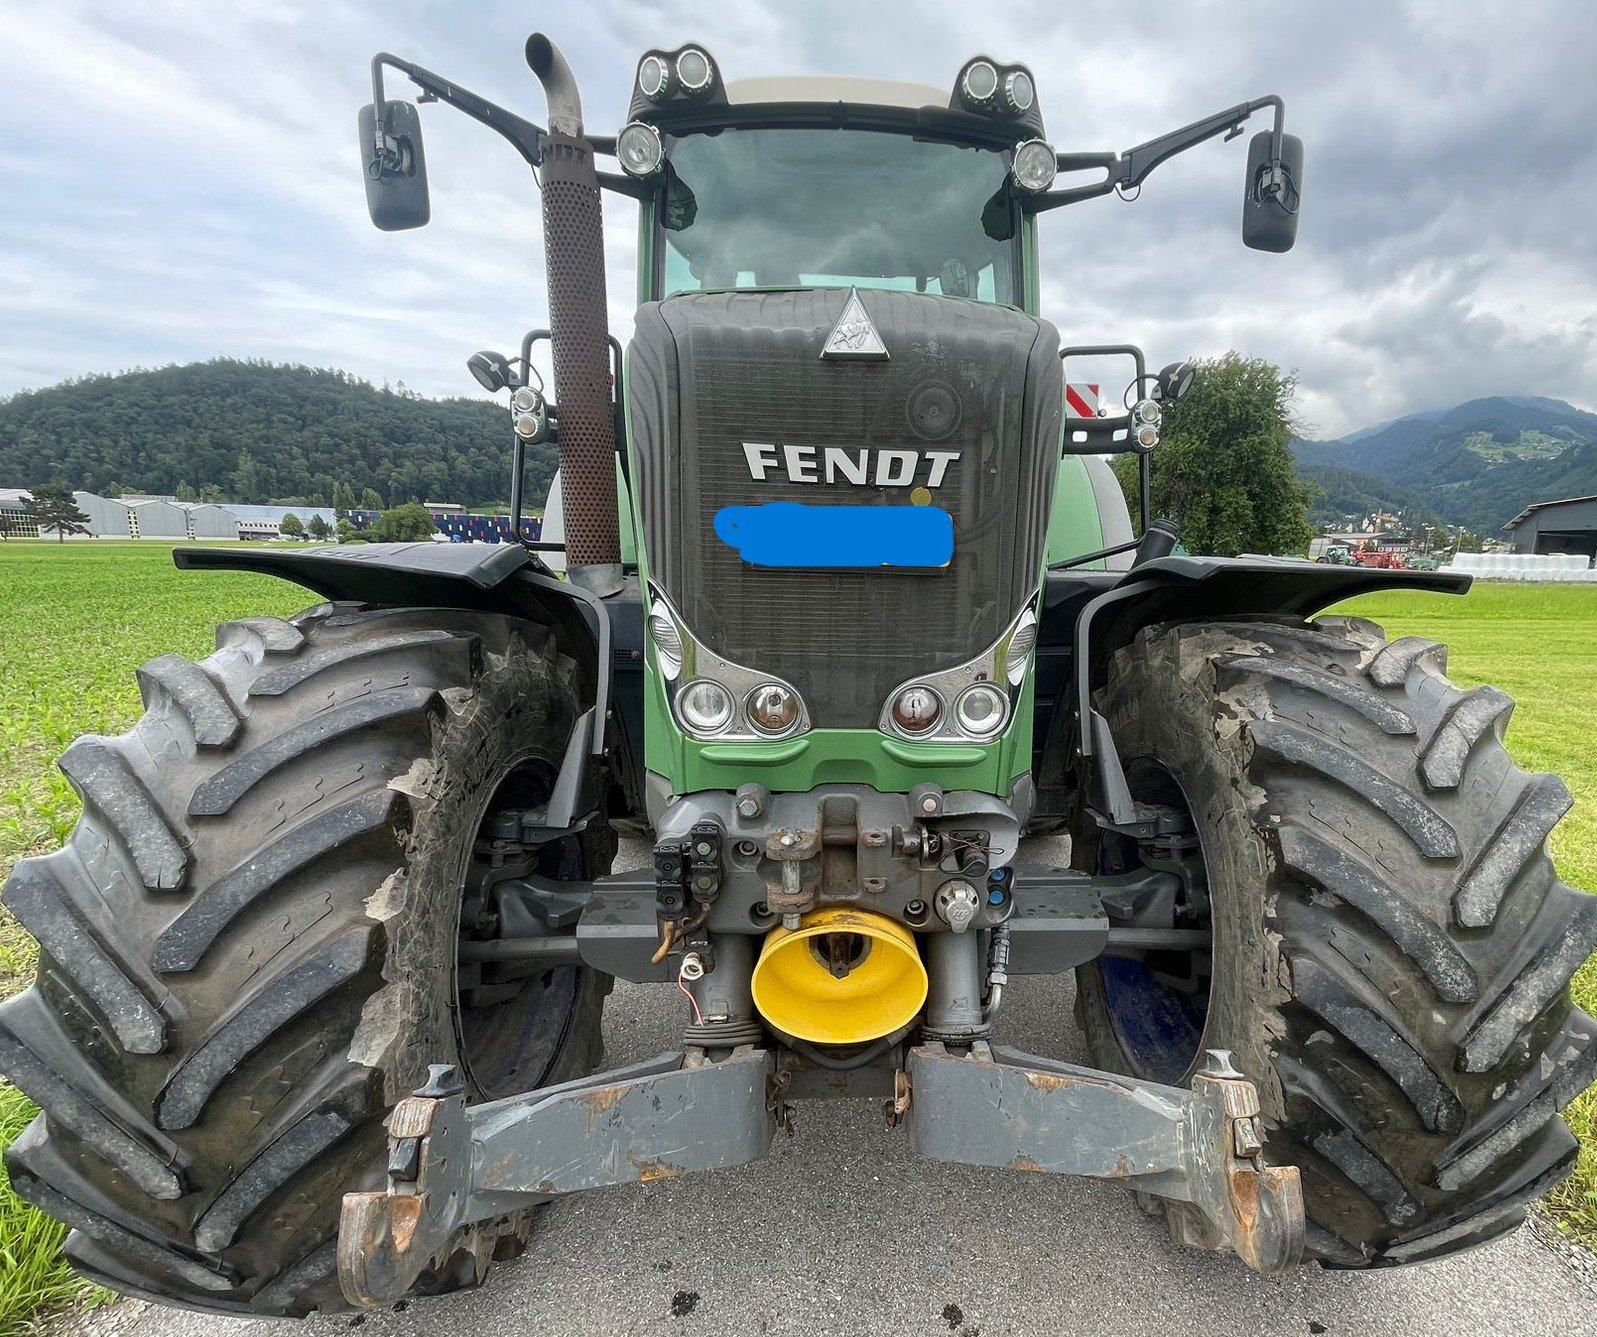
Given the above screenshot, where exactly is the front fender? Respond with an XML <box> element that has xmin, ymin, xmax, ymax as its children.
<box><xmin>1032</xmin><ymin>555</ymin><xmax>1471</xmax><ymax>826</ymax></box>
<box><xmin>174</xmin><ymin>543</ymin><xmax>648</xmax><ymax>822</ymax></box>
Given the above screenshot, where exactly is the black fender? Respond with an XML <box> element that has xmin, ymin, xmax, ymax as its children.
<box><xmin>174</xmin><ymin>543</ymin><xmax>648</xmax><ymax>822</ymax></box>
<box><xmin>1031</xmin><ymin>555</ymin><xmax>1471</xmax><ymax>829</ymax></box>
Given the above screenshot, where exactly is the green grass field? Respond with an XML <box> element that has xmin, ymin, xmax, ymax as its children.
<box><xmin>0</xmin><ymin>543</ymin><xmax>1591</xmax><ymax>1328</ymax></box>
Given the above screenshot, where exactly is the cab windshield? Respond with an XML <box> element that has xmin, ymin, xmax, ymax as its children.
<box><xmin>655</xmin><ymin>127</ymin><xmax>1020</xmax><ymax>305</ymax></box>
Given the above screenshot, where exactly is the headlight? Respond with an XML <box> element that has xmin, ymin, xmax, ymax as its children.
<box><xmin>1135</xmin><ymin>423</ymin><xmax>1160</xmax><ymax>451</ymax></box>
<box><xmin>676</xmin><ymin>47</ymin><xmax>714</xmax><ymax>94</ymax></box>
<box><xmin>879</xmin><ymin>600</ymin><xmax>1034</xmax><ymax>743</ymax></box>
<box><xmin>960</xmin><ymin>60</ymin><xmax>999</xmax><ymax>107</ymax></box>
<box><xmin>1002</xmin><ymin>70</ymin><xmax>1035</xmax><ymax>113</ymax></box>
<box><xmin>677</xmin><ymin>679</ymin><xmax>734</xmax><ymax>734</ymax></box>
<box><xmin>648</xmin><ymin>610</ymin><xmax>684</xmax><ymax>678</ymax></box>
<box><xmin>1012</xmin><ymin>140</ymin><xmax>1057</xmax><ymax>193</ymax></box>
<box><xmin>1133</xmin><ymin>399</ymin><xmax>1161</xmax><ymax>426</ymax></box>
<box><xmin>1004</xmin><ymin>609</ymin><xmax>1037</xmax><ymax>686</ymax></box>
<box><xmin>747</xmin><ymin>683</ymin><xmax>800</xmax><ymax>735</ymax></box>
<box><xmin>638</xmin><ymin>53</ymin><xmax>671</xmax><ymax>99</ymax></box>
<box><xmin>616</xmin><ymin>121</ymin><xmax>665</xmax><ymax>178</ymax></box>
<box><xmin>890</xmin><ymin>685</ymin><xmax>943</xmax><ymax>736</ymax></box>
<box><xmin>955</xmin><ymin>684</ymin><xmax>1008</xmax><ymax>739</ymax></box>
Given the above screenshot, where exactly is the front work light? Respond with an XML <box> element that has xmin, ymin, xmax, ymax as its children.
<box><xmin>638</xmin><ymin>53</ymin><xmax>671</xmax><ymax>99</ymax></box>
<box><xmin>1002</xmin><ymin>70</ymin><xmax>1035</xmax><ymax>114</ymax></box>
<box><xmin>1012</xmin><ymin>139</ymin><xmax>1057</xmax><ymax>193</ymax></box>
<box><xmin>676</xmin><ymin>47</ymin><xmax>714</xmax><ymax>94</ymax></box>
<box><xmin>1135</xmin><ymin>423</ymin><xmax>1160</xmax><ymax>451</ymax></box>
<box><xmin>960</xmin><ymin>60</ymin><xmax>999</xmax><ymax>107</ymax></box>
<box><xmin>616</xmin><ymin>121</ymin><xmax>665</xmax><ymax>177</ymax></box>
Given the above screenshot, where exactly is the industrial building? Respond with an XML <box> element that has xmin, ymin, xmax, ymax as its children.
<box><xmin>1504</xmin><ymin>494</ymin><xmax>1597</xmax><ymax>560</ymax></box>
<box><xmin>8</xmin><ymin>490</ymin><xmax>538</xmax><ymax>544</ymax></box>
<box><xmin>0</xmin><ymin>488</ymin><xmax>42</xmax><ymax>538</ymax></box>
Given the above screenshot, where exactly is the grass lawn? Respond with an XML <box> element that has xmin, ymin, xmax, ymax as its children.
<box><xmin>0</xmin><ymin>545</ymin><xmax>1590</xmax><ymax>1328</ymax></box>
<box><xmin>0</xmin><ymin>541</ymin><xmax>304</xmax><ymax>1330</ymax></box>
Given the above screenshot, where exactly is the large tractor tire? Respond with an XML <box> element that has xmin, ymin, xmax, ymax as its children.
<box><xmin>1075</xmin><ymin>616</ymin><xmax>1597</xmax><ymax>1266</ymax></box>
<box><xmin>0</xmin><ymin>603</ymin><xmax>612</xmax><ymax>1315</ymax></box>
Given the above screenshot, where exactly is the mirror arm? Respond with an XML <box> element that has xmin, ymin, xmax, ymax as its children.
<box><xmin>1027</xmin><ymin>94</ymin><xmax>1285</xmax><ymax>214</ymax></box>
<box><xmin>370</xmin><ymin>52</ymin><xmax>546</xmax><ymax>169</ymax></box>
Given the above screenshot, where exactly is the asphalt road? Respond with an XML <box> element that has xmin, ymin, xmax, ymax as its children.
<box><xmin>59</xmin><ymin>837</ymin><xmax>1596</xmax><ymax>1337</ymax></box>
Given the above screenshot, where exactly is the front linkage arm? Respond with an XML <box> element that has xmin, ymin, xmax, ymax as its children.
<box><xmin>338</xmin><ymin>1046</ymin><xmax>1302</xmax><ymax>1305</ymax></box>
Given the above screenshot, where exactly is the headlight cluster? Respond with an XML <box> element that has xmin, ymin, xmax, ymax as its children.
<box><xmin>635</xmin><ymin>46</ymin><xmax>718</xmax><ymax>104</ymax></box>
<box><xmin>510</xmin><ymin>386</ymin><xmax>547</xmax><ymax>442</ymax></box>
<box><xmin>956</xmin><ymin>58</ymin><xmax>1036</xmax><ymax>115</ymax></box>
<box><xmin>1131</xmin><ymin>398</ymin><xmax>1162</xmax><ymax>452</ymax></box>
<box><xmin>649</xmin><ymin>588</ymin><xmax>810</xmax><ymax>742</ymax></box>
<box><xmin>880</xmin><ymin>603</ymin><xmax>1038</xmax><ymax>745</ymax></box>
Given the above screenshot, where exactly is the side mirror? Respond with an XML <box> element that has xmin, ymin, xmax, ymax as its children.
<box><xmin>358</xmin><ymin>101</ymin><xmax>430</xmax><ymax>231</ymax></box>
<box><xmin>1241</xmin><ymin>130</ymin><xmax>1303</xmax><ymax>253</ymax></box>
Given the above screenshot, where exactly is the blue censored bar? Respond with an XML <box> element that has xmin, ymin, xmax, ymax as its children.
<box><xmin>713</xmin><ymin>502</ymin><xmax>954</xmax><ymax>569</ymax></box>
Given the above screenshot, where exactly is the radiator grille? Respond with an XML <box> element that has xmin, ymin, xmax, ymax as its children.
<box><xmin>629</xmin><ymin>290</ymin><xmax>1060</xmax><ymax>727</ymax></box>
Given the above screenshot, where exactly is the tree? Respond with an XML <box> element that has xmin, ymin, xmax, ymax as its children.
<box><xmin>335</xmin><ymin>517</ymin><xmax>366</xmax><ymax>544</ymax></box>
<box><xmin>307</xmin><ymin>514</ymin><xmax>332</xmax><ymax>541</ymax></box>
<box><xmin>369</xmin><ymin>502</ymin><xmax>436</xmax><ymax>542</ymax></box>
<box><xmin>175</xmin><ymin>481</ymin><xmax>197</xmax><ymax>503</ymax></box>
<box><xmin>332</xmin><ymin>481</ymin><xmax>357</xmax><ymax>515</ymax></box>
<box><xmin>199</xmin><ymin>483</ymin><xmax>225</xmax><ymax>503</ymax></box>
<box><xmin>279</xmin><ymin>513</ymin><xmax>305</xmax><ymax>539</ymax></box>
<box><xmin>359</xmin><ymin>487</ymin><xmax>384</xmax><ymax>512</ymax></box>
<box><xmin>1114</xmin><ymin>353</ymin><xmax>1313</xmax><ymax>557</ymax></box>
<box><xmin>23</xmin><ymin>484</ymin><xmax>91</xmax><ymax>543</ymax></box>
<box><xmin>233</xmin><ymin>449</ymin><xmax>262</xmax><ymax>504</ymax></box>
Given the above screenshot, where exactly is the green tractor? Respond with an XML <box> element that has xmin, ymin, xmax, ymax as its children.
<box><xmin>4</xmin><ymin>32</ymin><xmax>1593</xmax><ymax>1318</ymax></box>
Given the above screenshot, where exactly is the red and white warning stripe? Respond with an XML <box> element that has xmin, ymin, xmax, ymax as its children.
<box><xmin>1064</xmin><ymin>382</ymin><xmax>1100</xmax><ymax>419</ymax></box>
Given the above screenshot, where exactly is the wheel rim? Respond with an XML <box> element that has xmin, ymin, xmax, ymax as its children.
<box><xmin>454</xmin><ymin>756</ymin><xmax>586</xmax><ymax>1101</ymax></box>
<box><xmin>1094</xmin><ymin>759</ymin><xmax>1214</xmax><ymax>1087</ymax></box>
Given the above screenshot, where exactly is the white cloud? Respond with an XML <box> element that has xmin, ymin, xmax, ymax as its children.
<box><xmin>1</xmin><ymin>0</ymin><xmax>1593</xmax><ymax>437</ymax></box>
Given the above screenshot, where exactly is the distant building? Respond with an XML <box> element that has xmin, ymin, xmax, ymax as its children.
<box><xmin>75</xmin><ymin>491</ymin><xmax>133</xmax><ymax>538</ymax></box>
<box><xmin>126</xmin><ymin>498</ymin><xmax>189</xmax><ymax>539</ymax></box>
<box><xmin>1504</xmin><ymin>494</ymin><xmax>1597</xmax><ymax>560</ymax></box>
<box><xmin>187</xmin><ymin>504</ymin><xmax>240</xmax><ymax>540</ymax></box>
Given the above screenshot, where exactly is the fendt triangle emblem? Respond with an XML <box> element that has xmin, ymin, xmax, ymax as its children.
<box><xmin>821</xmin><ymin>287</ymin><xmax>890</xmax><ymax>361</ymax></box>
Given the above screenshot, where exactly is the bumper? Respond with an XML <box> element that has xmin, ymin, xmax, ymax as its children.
<box><xmin>338</xmin><ymin>1044</ymin><xmax>1302</xmax><ymax>1306</ymax></box>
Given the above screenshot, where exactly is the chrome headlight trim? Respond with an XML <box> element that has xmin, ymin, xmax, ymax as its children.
<box><xmin>878</xmin><ymin>599</ymin><xmax>1038</xmax><ymax>743</ymax></box>
<box><xmin>648</xmin><ymin>584</ymin><xmax>812</xmax><ymax>742</ymax></box>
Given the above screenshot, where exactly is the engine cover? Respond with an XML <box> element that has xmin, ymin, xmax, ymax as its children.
<box><xmin>628</xmin><ymin>289</ymin><xmax>1061</xmax><ymax>727</ymax></box>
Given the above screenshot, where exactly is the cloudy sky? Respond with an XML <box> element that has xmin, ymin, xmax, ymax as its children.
<box><xmin>2</xmin><ymin>0</ymin><xmax>1594</xmax><ymax>438</ymax></box>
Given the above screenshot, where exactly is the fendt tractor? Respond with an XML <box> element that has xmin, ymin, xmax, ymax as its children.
<box><xmin>4</xmin><ymin>31</ymin><xmax>1594</xmax><ymax>1318</ymax></box>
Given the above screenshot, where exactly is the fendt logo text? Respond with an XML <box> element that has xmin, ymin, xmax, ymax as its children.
<box><xmin>742</xmin><ymin>443</ymin><xmax>960</xmax><ymax>488</ymax></box>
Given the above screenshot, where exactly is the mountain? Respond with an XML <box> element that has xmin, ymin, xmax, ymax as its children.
<box><xmin>0</xmin><ymin>360</ymin><xmax>556</xmax><ymax>508</ymax></box>
<box><xmin>1293</xmin><ymin>396</ymin><xmax>1597</xmax><ymax>534</ymax></box>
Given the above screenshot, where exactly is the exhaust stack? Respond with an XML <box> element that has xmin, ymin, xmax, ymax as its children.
<box><xmin>527</xmin><ymin>34</ymin><xmax>622</xmax><ymax>595</ymax></box>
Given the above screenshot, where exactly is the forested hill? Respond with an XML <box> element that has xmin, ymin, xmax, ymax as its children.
<box><xmin>1293</xmin><ymin>396</ymin><xmax>1597</xmax><ymax>534</ymax></box>
<box><xmin>0</xmin><ymin>360</ymin><xmax>558</xmax><ymax>507</ymax></box>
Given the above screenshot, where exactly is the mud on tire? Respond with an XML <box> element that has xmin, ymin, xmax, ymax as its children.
<box><xmin>0</xmin><ymin>603</ymin><xmax>611</xmax><ymax>1315</ymax></box>
<box><xmin>1074</xmin><ymin>616</ymin><xmax>1597</xmax><ymax>1266</ymax></box>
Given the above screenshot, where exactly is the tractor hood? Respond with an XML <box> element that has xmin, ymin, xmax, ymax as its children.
<box><xmin>627</xmin><ymin>288</ymin><xmax>1061</xmax><ymax>728</ymax></box>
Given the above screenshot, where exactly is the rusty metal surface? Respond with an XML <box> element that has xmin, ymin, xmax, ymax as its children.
<box><xmin>905</xmin><ymin>1043</ymin><xmax>1304</xmax><ymax>1274</ymax></box>
<box><xmin>339</xmin><ymin>1049</ymin><xmax>775</xmax><ymax>1308</ymax></box>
